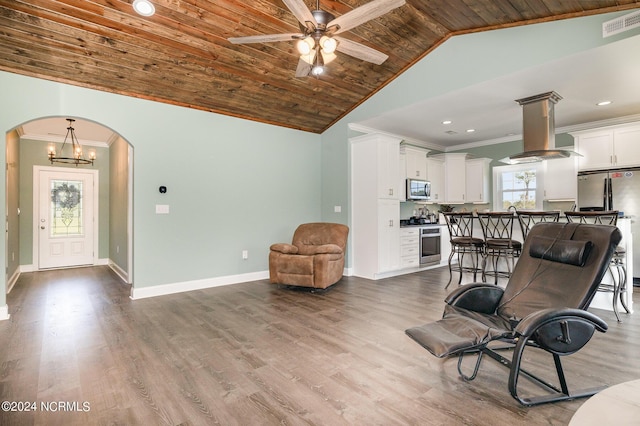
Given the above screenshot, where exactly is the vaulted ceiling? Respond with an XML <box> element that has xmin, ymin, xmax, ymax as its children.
<box><xmin>1</xmin><ymin>1</ymin><xmax>639</xmax><ymax>134</ymax></box>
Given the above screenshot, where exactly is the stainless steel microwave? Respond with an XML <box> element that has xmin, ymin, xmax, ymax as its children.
<box><xmin>406</xmin><ymin>179</ymin><xmax>431</xmax><ymax>201</ymax></box>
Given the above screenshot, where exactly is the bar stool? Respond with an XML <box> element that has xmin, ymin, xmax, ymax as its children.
<box><xmin>565</xmin><ymin>210</ymin><xmax>629</xmax><ymax>322</ymax></box>
<box><xmin>516</xmin><ymin>210</ymin><xmax>560</xmax><ymax>240</ymax></box>
<box><xmin>478</xmin><ymin>212</ymin><xmax>522</xmax><ymax>284</ymax></box>
<box><xmin>443</xmin><ymin>212</ymin><xmax>485</xmax><ymax>288</ymax></box>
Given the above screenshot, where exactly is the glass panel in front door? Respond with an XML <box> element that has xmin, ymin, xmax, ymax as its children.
<box><xmin>50</xmin><ymin>180</ymin><xmax>84</xmax><ymax>237</ymax></box>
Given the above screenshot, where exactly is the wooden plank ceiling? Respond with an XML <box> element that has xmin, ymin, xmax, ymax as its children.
<box><xmin>1</xmin><ymin>0</ymin><xmax>639</xmax><ymax>134</ymax></box>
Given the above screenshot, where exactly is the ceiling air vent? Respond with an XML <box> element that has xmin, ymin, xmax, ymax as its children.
<box><xmin>602</xmin><ymin>9</ymin><xmax>640</xmax><ymax>38</ymax></box>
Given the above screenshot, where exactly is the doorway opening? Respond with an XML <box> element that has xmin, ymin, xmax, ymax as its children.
<box><xmin>5</xmin><ymin>116</ymin><xmax>134</xmax><ymax>295</ymax></box>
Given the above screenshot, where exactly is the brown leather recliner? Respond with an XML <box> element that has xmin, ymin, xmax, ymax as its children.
<box><xmin>269</xmin><ymin>223</ymin><xmax>349</xmax><ymax>289</ymax></box>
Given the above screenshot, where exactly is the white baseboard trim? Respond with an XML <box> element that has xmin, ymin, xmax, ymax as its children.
<box><xmin>0</xmin><ymin>304</ymin><xmax>10</xmax><ymax>321</ymax></box>
<box><xmin>20</xmin><ymin>264</ymin><xmax>36</xmax><ymax>273</ymax></box>
<box><xmin>6</xmin><ymin>269</ymin><xmax>20</xmax><ymax>294</ymax></box>
<box><xmin>130</xmin><ymin>270</ymin><xmax>270</xmax><ymax>300</ymax></box>
<box><xmin>108</xmin><ymin>261</ymin><xmax>130</xmax><ymax>284</ymax></box>
<box><xmin>19</xmin><ymin>258</ymin><xmax>109</xmax><ymax>274</ymax></box>
<box><xmin>344</xmin><ymin>267</ymin><xmax>353</xmax><ymax>276</ymax></box>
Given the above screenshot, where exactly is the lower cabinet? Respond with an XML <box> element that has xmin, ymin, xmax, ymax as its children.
<box><xmin>377</xmin><ymin>199</ymin><xmax>400</xmax><ymax>274</ymax></box>
<box><xmin>400</xmin><ymin>227</ymin><xmax>420</xmax><ymax>268</ymax></box>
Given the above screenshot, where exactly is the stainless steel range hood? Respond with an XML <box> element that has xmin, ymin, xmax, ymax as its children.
<box><xmin>501</xmin><ymin>91</ymin><xmax>580</xmax><ymax>164</ymax></box>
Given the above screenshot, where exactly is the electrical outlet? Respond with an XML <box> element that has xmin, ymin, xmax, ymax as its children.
<box><xmin>242</xmin><ymin>250</ymin><xmax>248</xmax><ymax>260</ymax></box>
<box><xmin>334</xmin><ymin>205</ymin><xmax>342</xmax><ymax>213</ymax></box>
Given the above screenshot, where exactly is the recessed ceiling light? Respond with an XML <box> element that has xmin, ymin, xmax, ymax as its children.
<box><xmin>133</xmin><ymin>0</ymin><xmax>155</xmax><ymax>16</ymax></box>
<box><xmin>466</xmin><ymin>129</ymin><xmax>475</xmax><ymax>133</ymax></box>
<box><xmin>596</xmin><ymin>100</ymin><xmax>612</xmax><ymax>106</ymax></box>
<box><xmin>442</xmin><ymin>120</ymin><xmax>452</xmax><ymax>125</ymax></box>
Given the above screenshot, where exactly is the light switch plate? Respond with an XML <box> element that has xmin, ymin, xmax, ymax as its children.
<box><xmin>155</xmin><ymin>204</ymin><xmax>170</xmax><ymax>214</ymax></box>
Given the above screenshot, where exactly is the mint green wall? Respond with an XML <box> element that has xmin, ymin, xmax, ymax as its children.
<box><xmin>1</xmin><ymin>73</ymin><xmax>321</xmax><ymax>295</ymax></box>
<box><xmin>109</xmin><ymin>136</ymin><xmax>129</xmax><ymax>274</ymax></box>
<box><xmin>320</xmin><ymin>11</ymin><xmax>639</xmax><ymax>266</ymax></box>
<box><xmin>18</xmin><ymin>139</ymin><xmax>111</xmax><ymax>264</ymax></box>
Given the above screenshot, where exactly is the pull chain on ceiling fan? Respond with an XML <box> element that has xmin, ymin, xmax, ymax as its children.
<box><xmin>228</xmin><ymin>0</ymin><xmax>406</xmax><ymax>77</ymax></box>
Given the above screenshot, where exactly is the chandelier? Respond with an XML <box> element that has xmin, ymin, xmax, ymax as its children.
<box><xmin>47</xmin><ymin>118</ymin><xmax>96</xmax><ymax>166</ymax></box>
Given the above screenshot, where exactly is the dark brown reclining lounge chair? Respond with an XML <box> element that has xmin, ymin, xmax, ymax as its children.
<box><xmin>406</xmin><ymin>222</ymin><xmax>622</xmax><ymax>406</ymax></box>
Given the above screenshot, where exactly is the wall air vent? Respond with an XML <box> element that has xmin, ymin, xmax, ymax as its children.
<box><xmin>602</xmin><ymin>9</ymin><xmax>640</xmax><ymax>38</ymax></box>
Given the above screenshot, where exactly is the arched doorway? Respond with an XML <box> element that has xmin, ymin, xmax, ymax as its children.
<box><xmin>5</xmin><ymin>116</ymin><xmax>133</xmax><ymax>301</ymax></box>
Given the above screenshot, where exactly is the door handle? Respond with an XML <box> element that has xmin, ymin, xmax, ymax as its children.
<box><xmin>41</xmin><ymin>226</ymin><xmax>45</xmax><ymax>229</ymax></box>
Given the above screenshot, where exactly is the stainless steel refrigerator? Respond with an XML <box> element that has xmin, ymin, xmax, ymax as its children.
<box><xmin>577</xmin><ymin>168</ymin><xmax>640</xmax><ymax>283</ymax></box>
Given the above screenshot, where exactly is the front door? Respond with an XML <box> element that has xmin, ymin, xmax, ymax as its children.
<box><xmin>37</xmin><ymin>167</ymin><xmax>96</xmax><ymax>269</ymax></box>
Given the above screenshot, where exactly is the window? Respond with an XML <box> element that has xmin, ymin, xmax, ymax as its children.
<box><xmin>493</xmin><ymin>163</ymin><xmax>544</xmax><ymax>211</ymax></box>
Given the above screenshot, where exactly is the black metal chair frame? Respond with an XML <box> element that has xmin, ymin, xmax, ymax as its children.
<box><xmin>443</xmin><ymin>212</ymin><xmax>485</xmax><ymax>288</ymax></box>
<box><xmin>565</xmin><ymin>210</ymin><xmax>630</xmax><ymax>321</ymax></box>
<box><xmin>478</xmin><ymin>212</ymin><xmax>521</xmax><ymax>284</ymax></box>
<box><xmin>516</xmin><ymin>210</ymin><xmax>560</xmax><ymax>240</ymax></box>
<box><xmin>448</xmin><ymin>288</ymin><xmax>608</xmax><ymax>406</ymax></box>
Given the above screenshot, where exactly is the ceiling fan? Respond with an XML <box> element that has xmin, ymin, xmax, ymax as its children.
<box><xmin>228</xmin><ymin>0</ymin><xmax>406</xmax><ymax>77</ymax></box>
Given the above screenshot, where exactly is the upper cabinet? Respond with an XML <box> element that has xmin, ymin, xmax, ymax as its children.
<box><xmin>426</xmin><ymin>157</ymin><xmax>445</xmax><ymax>203</ymax></box>
<box><xmin>401</xmin><ymin>145</ymin><xmax>429</xmax><ymax>179</ymax></box>
<box><xmin>543</xmin><ymin>149</ymin><xmax>577</xmax><ymax>201</ymax></box>
<box><xmin>573</xmin><ymin>124</ymin><xmax>640</xmax><ymax>171</ymax></box>
<box><xmin>432</xmin><ymin>153</ymin><xmax>468</xmax><ymax>204</ymax></box>
<box><xmin>399</xmin><ymin>152</ymin><xmax>407</xmax><ymax>202</ymax></box>
<box><xmin>465</xmin><ymin>158</ymin><xmax>492</xmax><ymax>203</ymax></box>
<box><xmin>376</xmin><ymin>137</ymin><xmax>401</xmax><ymax>199</ymax></box>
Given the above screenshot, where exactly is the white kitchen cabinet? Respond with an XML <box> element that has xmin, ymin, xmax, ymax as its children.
<box><xmin>377</xmin><ymin>199</ymin><xmax>401</xmax><ymax>273</ymax></box>
<box><xmin>613</xmin><ymin>125</ymin><xmax>640</xmax><ymax>167</ymax></box>
<box><xmin>465</xmin><ymin>158</ymin><xmax>492</xmax><ymax>203</ymax></box>
<box><xmin>426</xmin><ymin>157</ymin><xmax>445</xmax><ymax>203</ymax></box>
<box><xmin>377</xmin><ymin>137</ymin><xmax>401</xmax><ymax>199</ymax></box>
<box><xmin>433</xmin><ymin>153</ymin><xmax>468</xmax><ymax>204</ymax></box>
<box><xmin>400</xmin><ymin>227</ymin><xmax>420</xmax><ymax>268</ymax></box>
<box><xmin>350</xmin><ymin>133</ymin><xmax>402</xmax><ymax>279</ymax></box>
<box><xmin>543</xmin><ymin>151</ymin><xmax>577</xmax><ymax>201</ymax></box>
<box><xmin>401</xmin><ymin>145</ymin><xmax>429</xmax><ymax>180</ymax></box>
<box><xmin>573</xmin><ymin>123</ymin><xmax>640</xmax><ymax>171</ymax></box>
<box><xmin>399</xmin><ymin>152</ymin><xmax>407</xmax><ymax>202</ymax></box>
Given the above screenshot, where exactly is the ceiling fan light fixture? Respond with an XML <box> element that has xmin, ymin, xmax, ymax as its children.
<box><xmin>296</xmin><ymin>37</ymin><xmax>315</xmax><ymax>55</ymax></box>
<box><xmin>132</xmin><ymin>0</ymin><xmax>155</xmax><ymax>17</ymax></box>
<box><xmin>321</xmin><ymin>51</ymin><xmax>336</xmax><ymax>64</ymax></box>
<box><xmin>320</xmin><ymin>36</ymin><xmax>337</xmax><ymax>54</ymax></box>
<box><xmin>311</xmin><ymin>48</ymin><xmax>325</xmax><ymax>76</ymax></box>
<box><xmin>300</xmin><ymin>51</ymin><xmax>317</xmax><ymax>65</ymax></box>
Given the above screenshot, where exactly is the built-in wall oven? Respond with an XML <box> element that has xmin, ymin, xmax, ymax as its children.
<box><xmin>420</xmin><ymin>227</ymin><xmax>441</xmax><ymax>265</ymax></box>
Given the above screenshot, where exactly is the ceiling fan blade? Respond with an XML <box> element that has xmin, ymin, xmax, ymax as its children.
<box><xmin>282</xmin><ymin>0</ymin><xmax>318</xmax><ymax>29</ymax></box>
<box><xmin>295</xmin><ymin>57</ymin><xmax>312</xmax><ymax>77</ymax></box>
<box><xmin>228</xmin><ymin>33</ymin><xmax>302</xmax><ymax>44</ymax></box>
<box><xmin>328</xmin><ymin>0</ymin><xmax>405</xmax><ymax>34</ymax></box>
<box><xmin>334</xmin><ymin>36</ymin><xmax>388</xmax><ymax>65</ymax></box>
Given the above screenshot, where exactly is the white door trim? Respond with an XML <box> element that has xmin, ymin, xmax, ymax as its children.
<box><xmin>33</xmin><ymin>165</ymin><xmax>99</xmax><ymax>270</ymax></box>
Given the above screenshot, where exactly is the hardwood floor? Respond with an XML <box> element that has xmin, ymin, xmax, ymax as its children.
<box><xmin>1</xmin><ymin>266</ymin><xmax>639</xmax><ymax>425</ymax></box>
